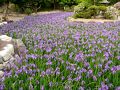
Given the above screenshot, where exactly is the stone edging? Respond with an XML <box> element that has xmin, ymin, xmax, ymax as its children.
<box><xmin>67</xmin><ymin>17</ymin><xmax>120</xmax><ymax>23</ymax></box>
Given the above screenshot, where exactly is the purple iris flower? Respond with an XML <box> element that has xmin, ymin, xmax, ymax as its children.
<box><xmin>75</xmin><ymin>51</ymin><xmax>84</xmax><ymax>62</ymax></box>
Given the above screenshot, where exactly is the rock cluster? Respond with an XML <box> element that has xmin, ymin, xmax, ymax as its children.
<box><xmin>114</xmin><ymin>2</ymin><xmax>120</xmax><ymax>10</ymax></box>
<box><xmin>0</xmin><ymin>35</ymin><xmax>26</xmax><ymax>78</ymax></box>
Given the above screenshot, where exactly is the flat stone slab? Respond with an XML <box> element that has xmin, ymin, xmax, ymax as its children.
<box><xmin>0</xmin><ymin>71</ymin><xmax>4</xmax><ymax>78</ymax></box>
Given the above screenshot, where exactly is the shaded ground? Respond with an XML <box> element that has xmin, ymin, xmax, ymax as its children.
<box><xmin>0</xmin><ymin>10</ymin><xmax>61</xmax><ymax>22</ymax></box>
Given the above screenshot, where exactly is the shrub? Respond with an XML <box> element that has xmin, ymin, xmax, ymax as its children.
<box><xmin>74</xmin><ymin>5</ymin><xmax>108</xmax><ymax>18</ymax></box>
<box><xmin>104</xmin><ymin>12</ymin><xmax>113</xmax><ymax>19</ymax></box>
<box><xmin>74</xmin><ymin>2</ymin><xmax>91</xmax><ymax>14</ymax></box>
<box><xmin>74</xmin><ymin>4</ymin><xmax>85</xmax><ymax>13</ymax></box>
<box><xmin>87</xmin><ymin>5</ymin><xmax>99</xmax><ymax>17</ymax></box>
<box><xmin>14</xmin><ymin>5</ymin><xmax>21</xmax><ymax>12</ymax></box>
<box><xmin>104</xmin><ymin>6</ymin><xmax>119</xmax><ymax>19</ymax></box>
<box><xmin>98</xmin><ymin>6</ymin><xmax>107</xmax><ymax>12</ymax></box>
<box><xmin>24</xmin><ymin>8</ymin><xmax>33</xmax><ymax>15</ymax></box>
<box><xmin>98</xmin><ymin>6</ymin><xmax>107</xmax><ymax>16</ymax></box>
<box><xmin>73</xmin><ymin>10</ymin><xmax>92</xmax><ymax>19</ymax></box>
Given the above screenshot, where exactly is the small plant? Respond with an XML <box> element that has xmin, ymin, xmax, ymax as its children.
<box><xmin>24</xmin><ymin>8</ymin><xmax>32</xmax><ymax>15</ymax></box>
<box><xmin>98</xmin><ymin>6</ymin><xmax>107</xmax><ymax>12</ymax></box>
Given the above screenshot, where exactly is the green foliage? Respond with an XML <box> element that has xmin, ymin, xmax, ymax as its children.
<box><xmin>24</xmin><ymin>8</ymin><xmax>32</xmax><ymax>15</ymax></box>
<box><xmin>109</xmin><ymin>0</ymin><xmax>120</xmax><ymax>4</ymax></box>
<box><xmin>98</xmin><ymin>6</ymin><xmax>107</xmax><ymax>12</ymax></box>
<box><xmin>73</xmin><ymin>4</ymin><xmax>108</xmax><ymax>19</ymax></box>
<box><xmin>87</xmin><ymin>5</ymin><xmax>107</xmax><ymax>17</ymax></box>
<box><xmin>74</xmin><ymin>2</ymin><xmax>91</xmax><ymax>14</ymax></box>
<box><xmin>64</xmin><ymin>5</ymin><xmax>71</xmax><ymax>11</ymax></box>
<box><xmin>64</xmin><ymin>5</ymin><xmax>75</xmax><ymax>12</ymax></box>
<box><xmin>59</xmin><ymin>0</ymin><xmax>78</xmax><ymax>7</ymax></box>
<box><xmin>13</xmin><ymin>5</ymin><xmax>20</xmax><ymax>12</ymax></box>
<box><xmin>88</xmin><ymin>5</ymin><xmax>98</xmax><ymax>11</ymax></box>
<box><xmin>104</xmin><ymin>12</ymin><xmax>113</xmax><ymax>19</ymax></box>
<box><xmin>1</xmin><ymin>0</ymin><xmax>120</xmax><ymax>14</ymax></box>
<box><xmin>87</xmin><ymin>5</ymin><xmax>99</xmax><ymax>17</ymax></box>
<box><xmin>73</xmin><ymin>10</ymin><xmax>93</xmax><ymax>19</ymax></box>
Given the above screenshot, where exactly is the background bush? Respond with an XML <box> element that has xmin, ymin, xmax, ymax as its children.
<box><xmin>73</xmin><ymin>4</ymin><xmax>119</xmax><ymax>20</ymax></box>
<box><xmin>74</xmin><ymin>2</ymin><xmax>91</xmax><ymax>14</ymax></box>
<box><xmin>24</xmin><ymin>8</ymin><xmax>33</xmax><ymax>15</ymax></box>
<box><xmin>87</xmin><ymin>5</ymin><xmax>99</xmax><ymax>18</ymax></box>
<box><xmin>104</xmin><ymin>6</ymin><xmax>119</xmax><ymax>19</ymax></box>
<box><xmin>64</xmin><ymin>5</ymin><xmax>75</xmax><ymax>12</ymax></box>
<box><xmin>0</xmin><ymin>0</ymin><xmax>120</xmax><ymax>14</ymax></box>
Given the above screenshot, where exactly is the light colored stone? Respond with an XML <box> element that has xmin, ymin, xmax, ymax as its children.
<box><xmin>118</xmin><ymin>16</ymin><xmax>120</xmax><ymax>20</ymax></box>
<box><xmin>0</xmin><ymin>71</ymin><xmax>4</xmax><ymax>77</ymax></box>
<box><xmin>0</xmin><ymin>35</ymin><xmax>12</xmax><ymax>42</ymax></box>
<box><xmin>9</xmin><ymin>57</ymin><xmax>15</xmax><ymax>62</ymax></box>
<box><xmin>0</xmin><ymin>44</ymin><xmax>14</xmax><ymax>62</ymax></box>
<box><xmin>0</xmin><ymin>22</ymin><xmax>7</xmax><ymax>26</ymax></box>
<box><xmin>0</xmin><ymin>64</ymin><xmax>3</xmax><ymax>70</ymax></box>
<box><xmin>0</xmin><ymin>56</ymin><xmax>4</xmax><ymax>64</ymax></box>
<box><xmin>114</xmin><ymin>2</ymin><xmax>120</xmax><ymax>10</ymax></box>
<box><xmin>4</xmin><ymin>62</ymin><xmax>11</xmax><ymax>70</ymax></box>
<box><xmin>0</xmin><ymin>35</ymin><xmax>27</xmax><ymax>78</ymax></box>
<box><xmin>3</xmin><ymin>57</ymin><xmax>15</xmax><ymax>70</ymax></box>
<box><xmin>13</xmin><ymin>39</ymin><xmax>27</xmax><ymax>58</ymax></box>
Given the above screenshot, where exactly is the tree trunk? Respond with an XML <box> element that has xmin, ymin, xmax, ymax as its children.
<box><xmin>54</xmin><ymin>0</ymin><xmax>56</xmax><ymax>9</ymax></box>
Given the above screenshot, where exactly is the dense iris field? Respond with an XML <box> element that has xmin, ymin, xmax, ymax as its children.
<box><xmin>0</xmin><ymin>12</ymin><xmax>120</xmax><ymax>90</ymax></box>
